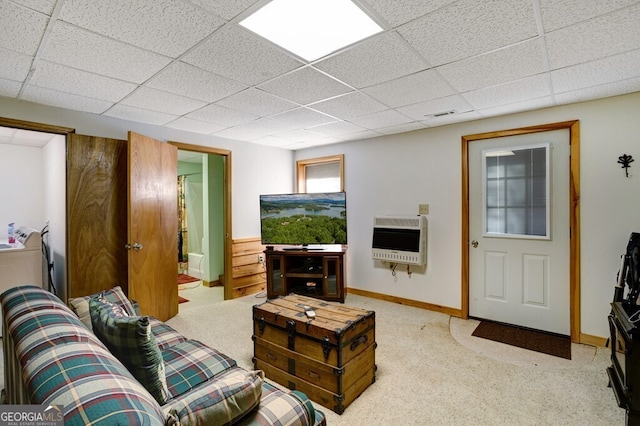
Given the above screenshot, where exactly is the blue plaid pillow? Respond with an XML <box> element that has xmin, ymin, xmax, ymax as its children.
<box><xmin>89</xmin><ymin>295</ymin><xmax>169</xmax><ymax>404</ymax></box>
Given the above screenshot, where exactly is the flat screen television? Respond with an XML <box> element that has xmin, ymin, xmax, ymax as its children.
<box><xmin>260</xmin><ymin>192</ymin><xmax>347</xmax><ymax>247</ymax></box>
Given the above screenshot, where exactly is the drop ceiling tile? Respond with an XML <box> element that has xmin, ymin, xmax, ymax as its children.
<box><xmin>183</xmin><ymin>26</ymin><xmax>303</xmax><ymax>86</ymax></box>
<box><xmin>376</xmin><ymin>121</ymin><xmax>428</xmax><ymax>135</ymax></box>
<box><xmin>290</xmin><ymin>137</ymin><xmax>342</xmax><ymax>149</ymax></box>
<box><xmin>0</xmin><ymin>47</ymin><xmax>33</xmax><ymax>82</ymax></box>
<box><xmin>22</xmin><ymin>86</ymin><xmax>113</xmax><ymax>114</ymax></box>
<box><xmin>348</xmin><ymin>109</ymin><xmax>413</xmax><ymax>130</ymax></box>
<box><xmin>555</xmin><ymin>77</ymin><xmax>640</xmax><ymax>105</ymax></box>
<box><xmin>216</xmin><ymin>88</ymin><xmax>298</xmax><ymax>117</ymax></box>
<box><xmin>186</xmin><ymin>103</ymin><xmax>258</xmax><ymax>127</ymax></box>
<box><xmin>43</xmin><ymin>22</ymin><xmax>172</xmax><ymax>83</ymax></box>
<box><xmin>315</xmin><ymin>31</ymin><xmax>427</xmax><ymax>89</ymax></box>
<box><xmin>58</xmin><ymin>0</ymin><xmax>225</xmax><ymax>58</ymax></box>
<box><xmin>551</xmin><ymin>49</ymin><xmax>640</xmax><ymax>93</ymax></box>
<box><xmin>463</xmin><ymin>74</ymin><xmax>551</xmax><ymax>110</ymax></box>
<box><xmin>258</xmin><ymin>66</ymin><xmax>353</xmax><ymax>105</ymax></box>
<box><xmin>340</xmin><ymin>130</ymin><xmax>382</xmax><ymax>141</ymax></box>
<box><xmin>438</xmin><ymin>39</ymin><xmax>546</xmax><ymax>93</ymax></box>
<box><xmin>146</xmin><ymin>61</ymin><xmax>247</xmax><ymax>103</ymax></box>
<box><xmin>309</xmin><ymin>121</ymin><xmax>368</xmax><ymax>137</ymax></box>
<box><xmin>31</xmin><ymin>61</ymin><xmax>137</xmax><ymax>102</ymax></box>
<box><xmin>165</xmin><ymin>117</ymin><xmax>227</xmax><ymax>134</ymax></box>
<box><xmin>366</xmin><ymin>0</ymin><xmax>457</xmax><ymax>28</ymax></box>
<box><xmin>362</xmin><ymin>69</ymin><xmax>455</xmax><ymax>108</ymax></box>
<box><xmin>251</xmin><ymin>135</ymin><xmax>296</xmax><ymax>148</ymax></box>
<box><xmin>396</xmin><ymin>94</ymin><xmax>474</xmax><ymax>121</ymax></box>
<box><xmin>0</xmin><ymin>78</ymin><xmax>22</xmax><ymax>98</ymax></box>
<box><xmin>271</xmin><ymin>129</ymin><xmax>326</xmax><ymax>143</ymax></box>
<box><xmin>103</xmin><ymin>104</ymin><xmax>178</xmax><ymax>126</ymax></box>
<box><xmin>189</xmin><ymin>0</ymin><xmax>259</xmax><ymax>20</ymax></box>
<box><xmin>214</xmin><ymin>118</ymin><xmax>290</xmax><ymax>141</ymax></box>
<box><xmin>269</xmin><ymin>107</ymin><xmax>337</xmax><ymax>129</ymax></box>
<box><xmin>120</xmin><ymin>87</ymin><xmax>206</xmax><ymax>116</ymax></box>
<box><xmin>540</xmin><ymin>0</ymin><xmax>638</xmax><ymax>32</ymax></box>
<box><xmin>477</xmin><ymin>97</ymin><xmax>553</xmax><ymax>118</ymax></box>
<box><xmin>546</xmin><ymin>4</ymin><xmax>640</xmax><ymax>69</ymax></box>
<box><xmin>0</xmin><ymin>1</ymin><xmax>48</xmax><ymax>55</ymax></box>
<box><xmin>310</xmin><ymin>92</ymin><xmax>387</xmax><ymax>119</ymax></box>
<box><xmin>11</xmin><ymin>0</ymin><xmax>57</xmax><ymax>15</ymax></box>
<box><xmin>398</xmin><ymin>0</ymin><xmax>538</xmax><ymax>66</ymax></box>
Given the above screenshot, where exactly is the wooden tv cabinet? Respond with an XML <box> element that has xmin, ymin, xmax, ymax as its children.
<box><xmin>264</xmin><ymin>248</ymin><xmax>346</xmax><ymax>302</ymax></box>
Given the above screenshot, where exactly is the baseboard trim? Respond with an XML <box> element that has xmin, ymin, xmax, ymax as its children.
<box><xmin>346</xmin><ymin>287</ymin><xmax>462</xmax><ymax>318</ymax></box>
<box><xmin>580</xmin><ymin>333</ymin><xmax>607</xmax><ymax>348</ymax></box>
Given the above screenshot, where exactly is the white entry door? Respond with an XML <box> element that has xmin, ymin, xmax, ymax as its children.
<box><xmin>468</xmin><ymin>130</ymin><xmax>570</xmax><ymax>335</ymax></box>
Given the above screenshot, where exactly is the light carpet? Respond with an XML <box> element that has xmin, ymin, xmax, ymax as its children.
<box><xmin>166</xmin><ymin>294</ymin><xmax>623</xmax><ymax>425</ymax></box>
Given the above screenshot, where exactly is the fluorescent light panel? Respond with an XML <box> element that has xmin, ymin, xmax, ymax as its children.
<box><xmin>240</xmin><ymin>0</ymin><xmax>382</xmax><ymax>61</ymax></box>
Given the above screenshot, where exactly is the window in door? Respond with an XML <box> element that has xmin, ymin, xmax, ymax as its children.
<box><xmin>483</xmin><ymin>144</ymin><xmax>550</xmax><ymax>239</ymax></box>
<box><xmin>296</xmin><ymin>154</ymin><xmax>344</xmax><ymax>193</ymax></box>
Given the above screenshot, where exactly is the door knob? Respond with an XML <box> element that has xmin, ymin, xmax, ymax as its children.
<box><xmin>125</xmin><ymin>243</ymin><xmax>144</xmax><ymax>250</ymax></box>
<box><xmin>471</xmin><ymin>240</ymin><xmax>479</xmax><ymax>248</ymax></box>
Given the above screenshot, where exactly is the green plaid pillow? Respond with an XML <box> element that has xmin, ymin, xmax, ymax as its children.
<box><xmin>69</xmin><ymin>286</ymin><xmax>137</xmax><ymax>331</ymax></box>
<box><xmin>89</xmin><ymin>295</ymin><xmax>169</xmax><ymax>404</ymax></box>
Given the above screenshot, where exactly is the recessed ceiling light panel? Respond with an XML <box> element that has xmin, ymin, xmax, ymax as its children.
<box><xmin>239</xmin><ymin>0</ymin><xmax>383</xmax><ymax>61</ymax></box>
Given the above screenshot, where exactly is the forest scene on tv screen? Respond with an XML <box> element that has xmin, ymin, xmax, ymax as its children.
<box><xmin>260</xmin><ymin>193</ymin><xmax>347</xmax><ymax>245</ymax></box>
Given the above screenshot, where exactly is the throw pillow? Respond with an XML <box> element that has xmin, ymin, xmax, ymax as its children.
<box><xmin>89</xmin><ymin>295</ymin><xmax>169</xmax><ymax>405</ymax></box>
<box><xmin>69</xmin><ymin>286</ymin><xmax>137</xmax><ymax>331</ymax></box>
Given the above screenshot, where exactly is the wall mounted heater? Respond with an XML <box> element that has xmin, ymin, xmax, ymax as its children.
<box><xmin>371</xmin><ymin>216</ymin><xmax>427</xmax><ymax>266</ymax></box>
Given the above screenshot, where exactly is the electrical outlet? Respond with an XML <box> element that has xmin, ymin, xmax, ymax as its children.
<box><xmin>258</xmin><ymin>254</ymin><xmax>265</xmax><ymax>263</ymax></box>
<box><xmin>419</xmin><ymin>204</ymin><xmax>429</xmax><ymax>215</ymax></box>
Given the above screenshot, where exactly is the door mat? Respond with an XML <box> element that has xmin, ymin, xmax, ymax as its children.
<box><xmin>472</xmin><ymin>320</ymin><xmax>571</xmax><ymax>360</ymax></box>
<box><xmin>179</xmin><ymin>296</ymin><xmax>189</xmax><ymax>304</ymax></box>
<box><xmin>178</xmin><ymin>274</ymin><xmax>199</xmax><ymax>285</ymax></box>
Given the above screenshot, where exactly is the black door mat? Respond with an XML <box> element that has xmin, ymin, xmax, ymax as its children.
<box><xmin>472</xmin><ymin>320</ymin><xmax>571</xmax><ymax>360</ymax></box>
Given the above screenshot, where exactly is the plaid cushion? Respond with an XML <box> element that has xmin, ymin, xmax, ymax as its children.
<box><xmin>10</xmin><ymin>308</ymin><xmax>103</xmax><ymax>363</ymax></box>
<box><xmin>68</xmin><ymin>286</ymin><xmax>137</xmax><ymax>331</ymax></box>
<box><xmin>163</xmin><ymin>339</ymin><xmax>236</xmax><ymax>399</ymax></box>
<box><xmin>24</xmin><ymin>341</ymin><xmax>166</xmax><ymax>426</ymax></box>
<box><xmin>237</xmin><ymin>382</ymin><xmax>316</xmax><ymax>426</ymax></box>
<box><xmin>164</xmin><ymin>367</ymin><xmax>263</xmax><ymax>426</ymax></box>
<box><xmin>149</xmin><ymin>316</ymin><xmax>188</xmax><ymax>349</ymax></box>
<box><xmin>90</xmin><ymin>296</ymin><xmax>169</xmax><ymax>404</ymax></box>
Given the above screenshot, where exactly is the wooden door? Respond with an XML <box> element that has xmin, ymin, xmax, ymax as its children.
<box><xmin>127</xmin><ymin>132</ymin><xmax>178</xmax><ymax>321</ymax></box>
<box><xmin>67</xmin><ymin>134</ymin><xmax>128</xmax><ymax>298</ymax></box>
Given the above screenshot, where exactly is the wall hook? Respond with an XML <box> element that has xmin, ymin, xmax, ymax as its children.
<box><xmin>618</xmin><ymin>154</ymin><xmax>634</xmax><ymax>177</ymax></box>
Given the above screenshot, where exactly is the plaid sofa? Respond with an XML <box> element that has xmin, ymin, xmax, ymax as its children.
<box><xmin>1</xmin><ymin>285</ymin><xmax>326</xmax><ymax>425</ymax></box>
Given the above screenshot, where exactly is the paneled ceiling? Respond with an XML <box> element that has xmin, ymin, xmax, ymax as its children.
<box><xmin>1</xmin><ymin>0</ymin><xmax>639</xmax><ymax>150</ymax></box>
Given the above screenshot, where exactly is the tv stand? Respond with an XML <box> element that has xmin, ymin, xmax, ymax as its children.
<box><xmin>265</xmin><ymin>248</ymin><xmax>346</xmax><ymax>302</ymax></box>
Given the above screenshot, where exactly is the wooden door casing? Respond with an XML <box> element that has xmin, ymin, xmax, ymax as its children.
<box><xmin>128</xmin><ymin>132</ymin><xmax>178</xmax><ymax>321</ymax></box>
<box><xmin>67</xmin><ymin>134</ymin><xmax>128</xmax><ymax>298</ymax></box>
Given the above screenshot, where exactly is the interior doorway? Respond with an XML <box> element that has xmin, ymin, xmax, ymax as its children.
<box><xmin>171</xmin><ymin>141</ymin><xmax>233</xmax><ymax>300</ymax></box>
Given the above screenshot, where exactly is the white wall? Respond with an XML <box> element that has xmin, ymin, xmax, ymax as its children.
<box><xmin>42</xmin><ymin>135</ymin><xmax>66</xmax><ymax>298</ymax></box>
<box><xmin>0</xmin><ymin>144</ymin><xmax>45</xmax><ymax>236</ymax></box>
<box><xmin>296</xmin><ymin>92</ymin><xmax>640</xmax><ymax>339</ymax></box>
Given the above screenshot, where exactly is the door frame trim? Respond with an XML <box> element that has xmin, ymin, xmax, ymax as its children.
<box><xmin>461</xmin><ymin>120</ymin><xmax>581</xmax><ymax>342</ymax></box>
<box><xmin>169</xmin><ymin>142</ymin><xmax>233</xmax><ymax>301</ymax></box>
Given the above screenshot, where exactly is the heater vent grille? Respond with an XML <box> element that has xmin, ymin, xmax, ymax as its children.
<box><xmin>371</xmin><ymin>216</ymin><xmax>427</xmax><ymax>266</ymax></box>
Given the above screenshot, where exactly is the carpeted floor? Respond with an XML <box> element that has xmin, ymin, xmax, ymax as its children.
<box><xmin>166</xmin><ymin>294</ymin><xmax>623</xmax><ymax>425</ymax></box>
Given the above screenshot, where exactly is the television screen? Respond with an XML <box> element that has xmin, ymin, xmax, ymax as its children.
<box><xmin>260</xmin><ymin>192</ymin><xmax>347</xmax><ymax>246</ymax></box>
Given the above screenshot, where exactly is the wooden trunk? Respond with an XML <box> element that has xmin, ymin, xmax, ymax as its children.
<box><xmin>252</xmin><ymin>295</ymin><xmax>376</xmax><ymax>414</ymax></box>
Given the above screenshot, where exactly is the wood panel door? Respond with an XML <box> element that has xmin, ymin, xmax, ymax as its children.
<box><xmin>127</xmin><ymin>132</ymin><xmax>178</xmax><ymax>321</ymax></box>
<box><xmin>67</xmin><ymin>134</ymin><xmax>128</xmax><ymax>298</ymax></box>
